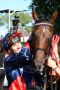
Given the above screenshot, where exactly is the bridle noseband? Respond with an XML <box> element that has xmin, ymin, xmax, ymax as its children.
<box><xmin>34</xmin><ymin>22</ymin><xmax>53</xmax><ymax>59</ymax></box>
<box><xmin>34</xmin><ymin>48</ymin><xmax>46</xmax><ymax>54</ymax></box>
<box><xmin>35</xmin><ymin>22</ymin><xmax>53</xmax><ymax>27</ymax></box>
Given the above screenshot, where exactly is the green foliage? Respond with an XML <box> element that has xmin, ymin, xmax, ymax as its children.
<box><xmin>25</xmin><ymin>26</ymin><xmax>33</xmax><ymax>33</ymax></box>
<box><xmin>30</xmin><ymin>0</ymin><xmax>60</xmax><ymax>34</ymax></box>
<box><xmin>0</xmin><ymin>15</ymin><xmax>6</xmax><ymax>25</ymax></box>
<box><xmin>0</xmin><ymin>12</ymin><xmax>33</xmax><ymax>31</ymax></box>
<box><xmin>18</xmin><ymin>12</ymin><xmax>32</xmax><ymax>27</ymax></box>
<box><xmin>0</xmin><ymin>14</ymin><xmax>9</xmax><ymax>26</ymax></box>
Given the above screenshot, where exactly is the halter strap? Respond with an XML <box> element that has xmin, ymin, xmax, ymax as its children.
<box><xmin>35</xmin><ymin>22</ymin><xmax>53</xmax><ymax>27</ymax></box>
<box><xmin>34</xmin><ymin>48</ymin><xmax>46</xmax><ymax>53</ymax></box>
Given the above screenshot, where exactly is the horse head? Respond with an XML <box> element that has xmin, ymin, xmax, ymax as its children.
<box><xmin>30</xmin><ymin>7</ymin><xmax>58</xmax><ymax>72</ymax></box>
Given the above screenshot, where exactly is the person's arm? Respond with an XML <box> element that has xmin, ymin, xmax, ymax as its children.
<box><xmin>54</xmin><ymin>66</ymin><xmax>60</xmax><ymax>76</ymax></box>
<box><xmin>48</xmin><ymin>57</ymin><xmax>60</xmax><ymax>76</ymax></box>
<box><xmin>21</xmin><ymin>47</ymin><xmax>32</xmax><ymax>60</ymax></box>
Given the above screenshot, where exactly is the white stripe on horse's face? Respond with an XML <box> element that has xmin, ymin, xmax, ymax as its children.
<box><xmin>42</xmin><ymin>27</ymin><xmax>46</xmax><ymax>33</ymax></box>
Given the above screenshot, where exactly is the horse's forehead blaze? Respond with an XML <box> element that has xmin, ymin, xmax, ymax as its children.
<box><xmin>35</xmin><ymin>25</ymin><xmax>53</xmax><ymax>35</ymax></box>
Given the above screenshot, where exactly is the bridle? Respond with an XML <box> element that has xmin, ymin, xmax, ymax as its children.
<box><xmin>34</xmin><ymin>22</ymin><xmax>53</xmax><ymax>56</ymax></box>
<box><xmin>33</xmin><ymin>22</ymin><xmax>54</xmax><ymax>90</ymax></box>
<box><xmin>35</xmin><ymin>22</ymin><xmax>53</xmax><ymax>27</ymax></box>
<box><xmin>34</xmin><ymin>48</ymin><xmax>46</xmax><ymax>53</ymax></box>
<box><xmin>32</xmin><ymin>22</ymin><xmax>53</xmax><ymax>72</ymax></box>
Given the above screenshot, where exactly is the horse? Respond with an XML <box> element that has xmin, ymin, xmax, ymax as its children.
<box><xmin>29</xmin><ymin>8</ymin><xmax>58</xmax><ymax>90</ymax></box>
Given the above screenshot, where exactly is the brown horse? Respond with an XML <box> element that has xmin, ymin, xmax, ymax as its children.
<box><xmin>30</xmin><ymin>8</ymin><xmax>58</xmax><ymax>71</ymax></box>
<box><xmin>29</xmin><ymin>8</ymin><xmax>58</xmax><ymax>90</ymax></box>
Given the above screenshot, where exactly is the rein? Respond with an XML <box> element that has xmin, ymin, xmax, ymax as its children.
<box><xmin>32</xmin><ymin>21</ymin><xmax>53</xmax><ymax>90</ymax></box>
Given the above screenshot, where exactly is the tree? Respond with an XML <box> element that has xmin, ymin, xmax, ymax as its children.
<box><xmin>13</xmin><ymin>12</ymin><xmax>33</xmax><ymax>32</ymax></box>
<box><xmin>30</xmin><ymin>0</ymin><xmax>60</xmax><ymax>34</ymax></box>
<box><xmin>18</xmin><ymin>12</ymin><xmax>32</xmax><ymax>27</ymax></box>
<box><xmin>0</xmin><ymin>12</ymin><xmax>33</xmax><ymax>32</ymax></box>
<box><xmin>0</xmin><ymin>14</ymin><xmax>8</xmax><ymax>27</ymax></box>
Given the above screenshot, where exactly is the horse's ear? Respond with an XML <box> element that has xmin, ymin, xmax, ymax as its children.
<box><xmin>32</xmin><ymin>7</ymin><xmax>39</xmax><ymax>21</ymax></box>
<box><xmin>50</xmin><ymin>11</ymin><xmax>58</xmax><ymax>23</ymax></box>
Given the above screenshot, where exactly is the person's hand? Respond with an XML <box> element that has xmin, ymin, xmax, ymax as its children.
<box><xmin>51</xmin><ymin>35</ymin><xmax>59</xmax><ymax>62</ymax></box>
<box><xmin>47</xmin><ymin>57</ymin><xmax>57</xmax><ymax>69</ymax></box>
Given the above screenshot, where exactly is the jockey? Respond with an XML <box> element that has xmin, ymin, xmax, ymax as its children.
<box><xmin>2</xmin><ymin>32</ymin><xmax>33</xmax><ymax>90</ymax></box>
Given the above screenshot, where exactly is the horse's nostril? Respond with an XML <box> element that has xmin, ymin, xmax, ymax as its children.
<box><xmin>34</xmin><ymin>60</ymin><xmax>40</xmax><ymax>66</ymax></box>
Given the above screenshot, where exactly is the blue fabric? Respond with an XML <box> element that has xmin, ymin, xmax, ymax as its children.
<box><xmin>4</xmin><ymin>47</ymin><xmax>33</xmax><ymax>88</ymax></box>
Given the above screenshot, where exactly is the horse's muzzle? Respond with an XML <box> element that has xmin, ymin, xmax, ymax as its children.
<box><xmin>34</xmin><ymin>59</ymin><xmax>45</xmax><ymax>73</ymax></box>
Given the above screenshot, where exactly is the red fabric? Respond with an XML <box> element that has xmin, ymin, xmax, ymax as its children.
<box><xmin>9</xmin><ymin>76</ymin><xmax>26</xmax><ymax>90</ymax></box>
<box><xmin>25</xmin><ymin>32</ymin><xmax>32</xmax><ymax>49</ymax></box>
<box><xmin>25</xmin><ymin>42</ymin><xmax>30</xmax><ymax>49</ymax></box>
<box><xmin>51</xmin><ymin>34</ymin><xmax>60</xmax><ymax>75</ymax></box>
<box><xmin>51</xmin><ymin>34</ymin><xmax>59</xmax><ymax>60</ymax></box>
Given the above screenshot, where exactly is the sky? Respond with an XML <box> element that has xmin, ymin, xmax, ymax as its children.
<box><xmin>0</xmin><ymin>0</ymin><xmax>31</xmax><ymax>11</ymax></box>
